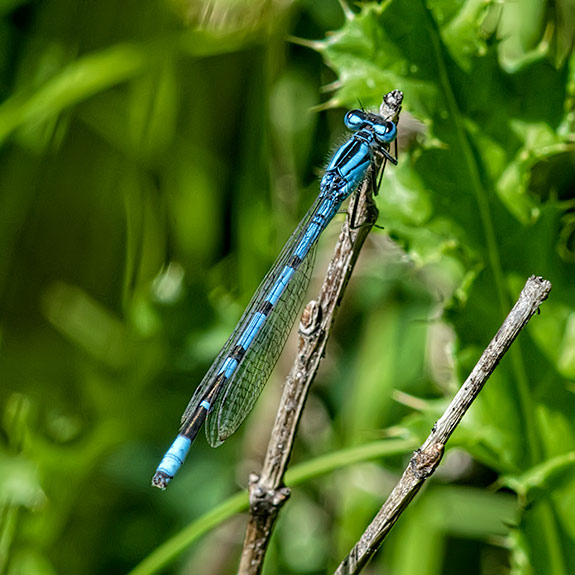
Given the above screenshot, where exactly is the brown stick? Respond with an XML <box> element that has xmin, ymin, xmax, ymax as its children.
<box><xmin>334</xmin><ymin>275</ymin><xmax>552</xmax><ymax>575</ymax></box>
<box><xmin>237</xmin><ymin>90</ymin><xmax>404</xmax><ymax>575</ymax></box>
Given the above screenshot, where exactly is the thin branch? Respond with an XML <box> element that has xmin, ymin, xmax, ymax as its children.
<box><xmin>334</xmin><ymin>274</ymin><xmax>552</xmax><ymax>575</ymax></box>
<box><xmin>237</xmin><ymin>91</ymin><xmax>404</xmax><ymax>575</ymax></box>
<box><xmin>237</xmin><ymin>156</ymin><xmax>376</xmax><ymax>575</ymax></box>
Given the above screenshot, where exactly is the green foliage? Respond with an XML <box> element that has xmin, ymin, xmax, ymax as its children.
<box><xmin>315</xmin><ymin>1</ymin><xmax>575</xmax><ymax>574</ymax></box>
<box><xmin>0</xmin><ymin>0</ymin><xmax>573</xmax><ymax>574</ymax></box>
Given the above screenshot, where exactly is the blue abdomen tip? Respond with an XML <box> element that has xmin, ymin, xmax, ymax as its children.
<box><xmin>153</xmin><ymin>436</ymin><xmax>192</xmax><ymax>488</ymax></box>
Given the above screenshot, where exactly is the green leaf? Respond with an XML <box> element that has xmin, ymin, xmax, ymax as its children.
<box><xmin>314</xmin><ymin>0</ymin><xmax>575</xmax><ymax>571</ymax></box>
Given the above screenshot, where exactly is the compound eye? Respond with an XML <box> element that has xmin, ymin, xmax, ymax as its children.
<box><xmin>374</xmin><ymin>120</ymin><xmax>397</xmax><ymax>143</ymax></box>
<box><xmin>344</xmin><ymin>110</ymin><xmax>367</xmax><ymax>131</ymax></box>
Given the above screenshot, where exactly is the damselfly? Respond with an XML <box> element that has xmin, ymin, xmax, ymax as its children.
<box><xmin>152</xmin><ymin>90</ymin><xmax>403</xmax><ymax>489</ymax></box>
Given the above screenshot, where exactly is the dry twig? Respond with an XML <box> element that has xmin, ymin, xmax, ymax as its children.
<box><xmin>334</xmin><ymin>275</ymin><xmax>552</xmax><ymax>574</ymax></box>
<box><xmin>238</xmin><ymin>91</ymin><xmax>404</xmax><ymax>575</ymax></box>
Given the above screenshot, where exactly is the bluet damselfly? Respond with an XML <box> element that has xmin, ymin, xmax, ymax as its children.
<box><xmin>152</xmin><ymin>90</ymin><xmax>403</xmax><ymax>489</ymax></box>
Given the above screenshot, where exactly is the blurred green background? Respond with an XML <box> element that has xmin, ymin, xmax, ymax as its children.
<box><xmin>0</xmin><ymin>1</ymin><xmax>574</xmax><ymax>574</ymax></box>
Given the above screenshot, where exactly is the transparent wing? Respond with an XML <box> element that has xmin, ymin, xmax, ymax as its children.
<box><xmin>180</xmin><ymin>193</ymin><xmax>328</xmax><ymax>437</ymax></box>
<box><xmin>206</xmin><ymin>245</ymin><xmax>316</xmax><ymax>446</ymax></box>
